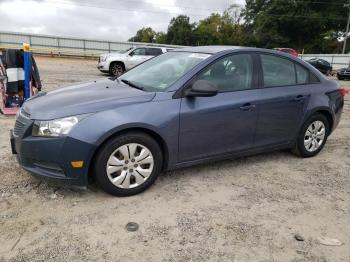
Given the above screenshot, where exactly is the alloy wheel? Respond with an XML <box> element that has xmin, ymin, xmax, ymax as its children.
<box><xmin>112</xmin><ymin>64</ymin><xmax>124</xmax><ymax>76</ymax></box>
<box><xmin>304</xmin><ymin>120</ymin><xmax>326</xmax><ymax>152</ymax></box>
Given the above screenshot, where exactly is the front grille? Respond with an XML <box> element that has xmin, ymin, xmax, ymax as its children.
<box><xmin>14</xmin><ymin>119</ymin><xmax>25</xmax><ymax>136</ymax></box>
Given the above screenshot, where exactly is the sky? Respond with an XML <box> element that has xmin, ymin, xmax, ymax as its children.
<box><xmin>0</xmin><ymin>0</ymin><xmax>246</xmax><ymax>41</ymax></box>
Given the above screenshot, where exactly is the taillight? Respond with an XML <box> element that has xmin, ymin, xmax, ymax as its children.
<box><xmin>339</xmin><ymin>88</ymin><xmax>349</xmax><ymax>96</ymax></box>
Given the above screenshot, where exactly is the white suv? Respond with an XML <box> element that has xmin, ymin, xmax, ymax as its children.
<box><xmin>97</xmin><ymin>46</ymin><xmax>168</xmax><ymax>76</ymax></box>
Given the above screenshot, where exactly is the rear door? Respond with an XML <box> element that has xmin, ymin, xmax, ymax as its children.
<box><xmin>254</xmin><ymin>53</ymin><xmax>311</xmax><ymax>147</ymax></box>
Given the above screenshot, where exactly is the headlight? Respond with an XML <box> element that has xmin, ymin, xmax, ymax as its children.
<box><xmin>32</xmin><ymin>115</ymin><xmax>88</xmax><ymax>137</ymax></box>
<box><xmin>101</xmin><ymin>55</ymin><xmax>108</xmax><ymax>62</ymax></box>
<box><xmin>15</xmin><ymin>108</ymin><xmax>20</xmax><ymax>120</ymax></box>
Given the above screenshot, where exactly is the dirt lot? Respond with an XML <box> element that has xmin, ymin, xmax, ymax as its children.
<box><xmin>0</xmin><ymin>56</ymin><xmax>349</xmax><ymax>262</ymax></box>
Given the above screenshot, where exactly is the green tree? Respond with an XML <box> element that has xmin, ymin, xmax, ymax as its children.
<box><xmin>243</xmin><ymin>0</ymin><xmax>348</xmax><ymax>53</ymax></box>
<box><xmin>193</xmin><ymin>13</ymin><xmax>223</xmax><ymax>45</ymax></box>
<box><xmin>155</xmin><ymin>32</ymin><xmax>167</xmax><ymax>44</ymax></box>
<box><xmin>128</xmin><ymin>27</ymin><xmax>156</xmax><ymax>43</ymax></box>
<box><xmin>166</xmin><ymin>15</ymin><xmax>196</xmax><ymax>45</ymax></box>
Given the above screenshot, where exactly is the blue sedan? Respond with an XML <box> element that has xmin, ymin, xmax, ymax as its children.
<box><xmin>11</xmin><ymin>46</ymin><xmax>345</xmax><ymax>196</ymax></box>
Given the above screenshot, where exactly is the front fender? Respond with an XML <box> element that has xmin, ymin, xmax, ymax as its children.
<box><xmin>94</xmin><ymin>122</ymin><xmax>166</xmax><ymax>146</ymax></box>
<box><xmin>68</xmin><ymin>97</ymin><xmax>181</xmax><ymax>169</ymax></box>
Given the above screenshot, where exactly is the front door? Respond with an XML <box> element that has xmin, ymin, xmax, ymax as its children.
<box><xmin>178</xmin><ymin>53</ymin><xmax>260</xmax><ymax>162</ymax></box>
<box><xmin>127</xmin><ymin>48</ymin><xmax>149</xmax><ymax>68</ymax></box>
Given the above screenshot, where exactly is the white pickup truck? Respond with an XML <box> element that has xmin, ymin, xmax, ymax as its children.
<box><xmin>97</xmin><ymin>46</ymin><xmax>169</xmax><ymax>76</ymax></box>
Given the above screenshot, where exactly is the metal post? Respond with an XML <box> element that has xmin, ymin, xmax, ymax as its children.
<box><xmin>57</xmin><ymin>38</ymin><xmax>60</xmax><ymax>57</ymax></box>
<box><xmin>343</xmin><ymin>3</ymin><xmax>350</xmax><ymax>54</ymax></box>
<box><xmin>23</xmin><ymin>43</ymin><xmax>31</xmax><ymax>99</ymax></box>
<box><xmin>83</xmin><ymin>40</ymin><xmax>86</xmax><ymax>58</ymax></box>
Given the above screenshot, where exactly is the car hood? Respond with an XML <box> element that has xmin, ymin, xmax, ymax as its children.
<box><xmin>22</xmin><ymin>78</ymin><xmax>155</xmax><ymax>120</ymax></box>
<box><xmin>108</xmin><ymin>53</ymin><xmax>127</xmax><ymax>59</ymax></box>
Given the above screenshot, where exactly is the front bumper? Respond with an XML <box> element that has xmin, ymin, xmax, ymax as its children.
<box><xmin>97</xmin><ymin>61</ymin><xmax>109</xmax><ymax>72</ymax></box>
<box><xmin>10</xmin><ymin>116</ymin><xmax>97</xmax><ymax>188</ymax></box>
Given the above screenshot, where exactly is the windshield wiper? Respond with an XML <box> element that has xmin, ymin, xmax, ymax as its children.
<box><xmin>121</xmin><ymin>79</ymin><xmax>144</xmax><ymax>90</ymax></box>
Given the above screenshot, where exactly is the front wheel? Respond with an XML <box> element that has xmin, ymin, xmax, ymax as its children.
<box><xmin>94</xmin><ymin>132</ymin><xmax>163</xmax><ymax>196</ymax></box>
<box><xmin>109</xmin><ymin>62</ymin><xmax>125</xmax><ymax>77</ymax></box>
<box><xmin>293</xmin><ymin>114</ymin><xmax>329</xmax><ymax>158</ymax></box>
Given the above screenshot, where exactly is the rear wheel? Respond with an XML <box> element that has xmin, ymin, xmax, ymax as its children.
<box><xmin>293</xmin><ymin>114</ymin><xmax>329</xmax><ymax>158</ymax></box>
<box><xmin>94</xmin><ymin>132</ymin><xmax>163</xmax><ymax>196</ymax></box>
<box><xmin>109</xmin><ymin>62</ymin><xmax>125</xmax><ymax>76</ymax></box>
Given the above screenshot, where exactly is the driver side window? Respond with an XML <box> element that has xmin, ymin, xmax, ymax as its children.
<box><xmin>130</xmin><ymin>48</ymin><xmax>146</xmax><ymax>56</ymax></box>
<box><xmin>197</xmin><ymin>54</ymin><xmax>253</xmax><ymax>92</ymax></box>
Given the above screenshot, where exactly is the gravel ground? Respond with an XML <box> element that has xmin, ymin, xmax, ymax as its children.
<box><xmin>0</xmin><ymin>56</ymin><xmax>349</xmax><ymax>262</ymax></box>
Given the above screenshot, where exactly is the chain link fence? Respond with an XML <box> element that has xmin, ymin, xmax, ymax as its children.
<box><xmin>0</xmin><ymin>31</ymin><xmax>185</xmax><ymax>58</ymax></box>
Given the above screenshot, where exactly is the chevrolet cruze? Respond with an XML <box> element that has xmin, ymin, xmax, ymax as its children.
<box><xmin>11</xmin><ymin>46</ymin><xmax>345</xmax><ymax>196</ymax></box>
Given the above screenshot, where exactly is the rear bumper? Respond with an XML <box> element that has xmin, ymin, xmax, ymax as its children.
<box><xmin>337</xmin><ymin>72</ymin><xmax>350</xmax><ymax>78</ymax></box>
<box><xmin>332</xmin><ymin>104</ymin><xmax>344</xmax><ymax>133</ymax></box>
<box><xmin>11</xmin><ymin>129</ymin><xmax>96</xmax><ymax>188</ymax></box>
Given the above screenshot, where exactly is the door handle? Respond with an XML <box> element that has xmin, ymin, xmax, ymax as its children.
<box><xmin>294</xmin><ymin>95</ymin><xmax>306</xmax><ymax>102</ymax></box>
<box><xmin>240</xmin><ymin>103</ymin><xmax>256</xmax><ymax>111</ymax></box>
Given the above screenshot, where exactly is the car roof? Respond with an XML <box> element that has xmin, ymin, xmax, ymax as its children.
<box><xmin>274</xmin><ymin>47</ymin><xmax>295</xmax><ymax>51</ymax></box>
<box><xmin>174</xmin><ymin>46</ymin><xmax>246</xmax><ymax>54</ymax></box>
<box><xmin>131</xmin><ymin>46</ymin><xmax>165</xmax><ymax>49</ymax></box>
<box><xmin>172</xmin><ymin>45</ymin><xmax>302</xmax><ymax>56</ymax></box>
<box><xmin>309</xmin><ymin>58</ymin><xmax>328</xmax><ymax>62</ymax></box>
<box><xmin>169</xmin><ymin>45</ymin><xmax>323</xmax><ymax>75</ymax></box>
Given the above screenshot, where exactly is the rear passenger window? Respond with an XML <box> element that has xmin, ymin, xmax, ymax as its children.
<box><xmin>147</xmin><ymin>48</ymin><xmax>163</xmax><ymax>56</ymax></box>
<box><xmin>261</xmin><ymin>54</ymin><xmax>296</xmax><ymax>87</ymax></box>
<box><xmin>295</xmin><ymin>64</ymin><xmax>308</xmax><ymax>84</ymax></box>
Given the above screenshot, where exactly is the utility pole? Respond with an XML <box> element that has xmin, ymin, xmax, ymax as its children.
<box><xmin>342</xmin><ymin>2</ymin><xmax>350</xmax><ymax>54</ymax></box>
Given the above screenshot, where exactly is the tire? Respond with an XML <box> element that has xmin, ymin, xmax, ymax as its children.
<box><xmin>94</xmin><ymin>132</ymin><xmax>163</xmax><ymax>196</ymax></box>
<box><xmin>109</xmin><ymin>62</ymin><xmax>125</xmax><ymax>77</ymax></box>
<box><xmin>337</xmin><ymin>75</ymin><xmax>344</xmax><ymax>81</ymax></box>
<box><xmin>293</xmin><ymin>114</ymin><xmax>329</xmax><ymax>158</ymax></box>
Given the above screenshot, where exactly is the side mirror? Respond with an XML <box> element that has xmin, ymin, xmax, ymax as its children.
<box><xmin>129</xmin><ymin>52</ymin><xmax>134</xmax><ymax>57</ymax></box>
<box><xmin>185</xmin><ymin>80</ymin><xmax>218</xmax><ymax>97</ymax></box>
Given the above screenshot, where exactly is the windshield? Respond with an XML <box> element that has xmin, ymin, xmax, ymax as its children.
<box><xmin>119</xmin><ymin>52</ymin><xmax>211</xmax><ymax>92</ymax></box>
<box><xmin>119</xmin><ymin>47</ymin><xmax>133</xmax><ymax>54</ymax></box>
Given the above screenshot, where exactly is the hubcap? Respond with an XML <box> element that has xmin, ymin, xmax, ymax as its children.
<box><xmin>304</xmin><ymin>121</ymin><xmax>326</xmax><ymax>152</ymax></box>
<box><xmin>106</xmin><ymin>143</ymin><xmax>154</xmax><ymax>189</ymax></box>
